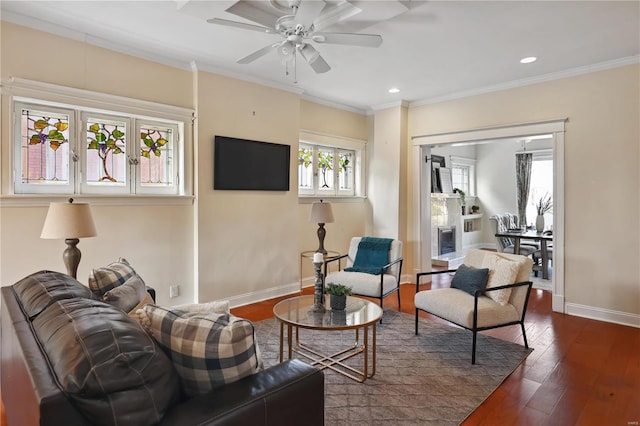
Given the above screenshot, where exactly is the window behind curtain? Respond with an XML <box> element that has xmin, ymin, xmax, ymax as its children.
<box><xmin>526</xmin><ymin>157</ymin><xmax>554</xmax><ymax>228</ymax></box>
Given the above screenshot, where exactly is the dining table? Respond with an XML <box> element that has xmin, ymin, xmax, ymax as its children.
<box><xmin>494</xmin><ymin>229</ymin><xmax>553</xmax><ymax>279</ymax></box>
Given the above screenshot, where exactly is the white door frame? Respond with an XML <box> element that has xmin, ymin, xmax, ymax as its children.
<box><xmin>411</xmin><ymin>119</ymin><xmax>567</xmax><ymax>313</ymax></box>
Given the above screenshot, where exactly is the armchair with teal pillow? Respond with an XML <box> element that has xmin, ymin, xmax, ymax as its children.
<box><xmin>324</xmin><ymin>237</ymin><xmax>403</xmax><ymax>311</ymax></box>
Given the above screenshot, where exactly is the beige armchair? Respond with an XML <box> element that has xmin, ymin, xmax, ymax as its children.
<box><xmin>324</xmin><ymin>237</ymin><xmax>403</xmax><ymax>310</ymax></box>
<box><xmin>414</xmin><ymin>250</ymin><xmax>533</xmax><ymax>364</ymax></box>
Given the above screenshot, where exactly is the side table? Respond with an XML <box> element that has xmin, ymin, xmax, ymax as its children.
<box><xmin>299</xmin><ymin>250</ymin><xmax>340</xmax><ymax>290</ymax></box>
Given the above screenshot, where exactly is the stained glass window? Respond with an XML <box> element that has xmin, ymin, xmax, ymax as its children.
<box><xmin>13</xmin><ymin>98</ymin><xmax>184</xmax><ymax>196</ymax></box>
<box><xmin>85</xmin><ymin>117</ymin><xmax>127</xmax><ymax>186</ymax></box>
<box><xmin>20</xmin><ymin>107</ymin><xmax>70</xmax><ymax>185</ymax></box>
<box><xmin>298</xmin><ymin>144</ymin><xmax>314</xmax><ymax>192</ymax></box>
<box><xmin>338</xmin><ymin>150</ymin><xmax>353</xmax><ymax>191</ymax></box>
<box><xmin>139</xmin><ymin>124</ymin><xmax>174</xmax><ymax>187</ymax></box>
<box><xmin>297</xmin><ymin>142</ymin><xmax>357</xmax><ymax>197</ymax></box>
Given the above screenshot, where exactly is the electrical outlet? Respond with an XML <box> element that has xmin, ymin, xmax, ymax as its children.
<box><xmin>169</xmin><ymin>285</ymin><xmax>179</xmax><ymax>298</ymax></box>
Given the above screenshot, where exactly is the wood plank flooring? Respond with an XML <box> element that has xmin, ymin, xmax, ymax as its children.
<box><xmin>231</xmin><ymin>278</ymin><xmax>640</xmax><ymax>425</ymax></box>
<box><xmin>2</xmin><ymin>276</ymin><xmax>637</xmax><ymax>425</ymax></box>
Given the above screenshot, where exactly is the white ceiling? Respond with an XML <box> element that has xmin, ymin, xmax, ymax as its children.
<box><xmin>2</xmin><ymin>1</ymin><xmax>639</xmax><ymax>112</ymax></box>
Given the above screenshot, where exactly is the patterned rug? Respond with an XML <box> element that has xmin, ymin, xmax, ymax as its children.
<box><xmin>253</xmin><ymin>309</ymin><xmax>532</xmax><ymax>426</ymax></box>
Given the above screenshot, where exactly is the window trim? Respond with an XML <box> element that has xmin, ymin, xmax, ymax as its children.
<box><xmin>298</xmin><ymin>130</ymin><xmax>366</xmax><ymax>199</ymax></box>
<box><xmin>2</xmin><ymin>77</ymin><xmax>194</xmax><ymax>200</ymax></box>
<box><xmin>450</xmin><ymin>155</ymin><xmax>476</xmax><ymax>196</ymax></box>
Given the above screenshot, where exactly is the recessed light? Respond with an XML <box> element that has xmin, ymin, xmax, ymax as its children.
<box><xmin>388</xmin><ymin>87</ymin><xmax>400</xmax><ymax>93</ymax></box>
<box><xmin>520</xmin><ymin>56</ymin><xmax>537</xmax><ymax>64</ymax></box>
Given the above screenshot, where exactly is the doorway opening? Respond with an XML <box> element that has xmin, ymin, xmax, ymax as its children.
<box><xmin>411</xmin><ymin>119</ymin><xmax>566</xmax><ymax>313</ymax></box>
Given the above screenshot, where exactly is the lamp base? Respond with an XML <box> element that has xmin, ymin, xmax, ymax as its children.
<box><xmin>315</xmin><ymin>223</ymin><xmax>328</xmax><ymax>255</ymax></box>
<box><xmin>63</xmin><ymin>238</ymin><xmax>81</xmax><ymax>279</ymax></box>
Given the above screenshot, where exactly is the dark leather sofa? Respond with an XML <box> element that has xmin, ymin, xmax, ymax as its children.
<box><xmin>1</xmin><ymin>271</ymin><xmax>324</xmax><ymax>426</ymax></box>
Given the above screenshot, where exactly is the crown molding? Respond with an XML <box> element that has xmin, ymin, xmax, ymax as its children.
<box><xmin>410</xmin><ymin>55</ymin><xmax>640</xmax><ymax>108</ymax></box>
<box><xmin>300</xmin><ymin>94</ymin><xmax>367</xmax><ymax>115</ymax></box>
<box><xmin>370</xmin><ymin>100</ymin><xmax>409</xmax><ymax>113</ymax></box>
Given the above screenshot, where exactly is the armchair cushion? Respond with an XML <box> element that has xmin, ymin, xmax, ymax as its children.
<box><xmin>326</xmin><ymin>270</ymin><xmax>398</xmax><ymax>298</ymax></box>
<box><xmin>414</xmin><ymin>288</ymin><xmax>520</xmax><ymax>329</ymax></box>
<box><xmin>451</xmin><ymin>264</ymin><xmax>489</xmax><ymax>296</ymax></box>
<box><xmin>481</xmin><ymin>255</ymin><xmax>520</xmax><ymax>305</ymax></box>
<box><xmin>344</xmin><ymin>237</ymin><xmax>393</xmax><ymax>275</ymax></box>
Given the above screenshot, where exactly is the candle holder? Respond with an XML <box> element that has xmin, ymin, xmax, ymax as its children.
<box><xmin>309</xmin><ymin>260</ymin><xmax>326</xmax><ymax>313</ymax></box>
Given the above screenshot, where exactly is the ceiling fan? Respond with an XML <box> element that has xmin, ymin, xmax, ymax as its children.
<box><xmin>207</xmin><ymin>0</ymin><xmax>383</xmax><ymax>75</ymax></box>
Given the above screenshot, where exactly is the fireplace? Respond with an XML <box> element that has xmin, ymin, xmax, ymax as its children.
<box><xmin>438</xmin><ymin>226</ymin><xmax>456</xmax><ymax>255</ymax></box>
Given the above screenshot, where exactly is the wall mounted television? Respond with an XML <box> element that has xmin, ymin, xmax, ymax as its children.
<box><xmin>214</xmin><ymin>135</ymin><xmax>290</xmax><ymax>191</ymax></box>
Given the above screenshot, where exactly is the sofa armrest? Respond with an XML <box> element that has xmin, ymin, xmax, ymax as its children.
<box><xmin>159</xmin><ymin>359</ymin><xmax>324</xmax><ymax>426</ymax></box>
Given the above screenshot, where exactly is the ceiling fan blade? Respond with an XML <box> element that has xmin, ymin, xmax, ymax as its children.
<box><xmin>294</xmin><ymin>0</ymin><xmax>326</xmax><ymax>28</ymax></box>
<box><xmin>207</xmin><ymin>18</ymin><xmax>275</xmax><ymax>34</ymax></box>
<box><xmin>308</xmin><ymin>53</ymin><xmax>331</xmax><ymax>73</ymax></box>
<box><xmin>238</xmin><ymin>43</ymin><xmax>278</xmax><ymax>64</ymax></box>
<box><xmin>312</xmin><ymin>32</ymin><xmax>382</xmax><ymax>47</ymax></box>
<box><xmin>226</xmin><ymin>1</ymin><xmax>280</xmax><ymax>28</ymax></box>
<box><xmin>299</xmin><ymin>44</ymin><xmax>331</xmax><ymax>73</ymax></box>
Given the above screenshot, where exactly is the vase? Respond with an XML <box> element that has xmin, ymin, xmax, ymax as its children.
<box><xmin>330</xmin><ymin>294</ymin><xmax>347</xmax><ymax>311</ymax></box>
<box><xmin>461</xmin><ymin>206</ymin><xmax>466</xmax><ymax>215</ymax></box>
<box><xmin>535</xmin><ymin>214</ymin><xmax>545</xmax><ymax>232</ymax></box>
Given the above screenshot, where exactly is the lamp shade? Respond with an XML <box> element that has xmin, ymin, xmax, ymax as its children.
<box><xmin>309</xmin><ymin>200</ymin><xmax>334</xmax><ymax>224</ymax></box>
<box><xmin>41</xmin><ymin>199</ymin><xmax>97</xmax><ymax>240</ymax></box>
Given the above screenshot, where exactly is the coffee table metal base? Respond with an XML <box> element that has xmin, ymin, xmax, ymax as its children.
<box><xmin>279</xmin><ymin>322</ymin><xmax>377</xmax><ymax>383</ymax></box>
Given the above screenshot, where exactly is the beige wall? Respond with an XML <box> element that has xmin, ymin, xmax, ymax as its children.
<box><xmin>0</xmin><ymin>22</ymin><xmax>196</xmax><ymax>307</ymax></box>
<box><xmin>1</xmin><ymin>22</ymin><xmax>370</xmax><ymax>307</ymax></box>
<box><xmin>407</xmin><ymin>64</ymin><xmax>640</xmax><ymax>318</ymax></box>
<box><xmin>298</xmin><ymin>100</ymin><xmax>369</xmax><ymax>283</ymax></box>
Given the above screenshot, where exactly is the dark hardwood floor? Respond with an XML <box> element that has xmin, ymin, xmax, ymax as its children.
<box><xmin>231</xmin><ymin>275</ymin><xmax>640</xmax><ymax>425</ymax></box>
<box><xmin>2</xmin><ymin>275</ymin><xmax>637</xmax><ymax>426</ymax></box>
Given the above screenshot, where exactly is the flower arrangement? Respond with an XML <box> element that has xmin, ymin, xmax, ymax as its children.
<box><xmin>536</xmin><ymin>194</ymin><xmax>553</xmax><ymax>215</ymax></box>
<box><xmin>325</xmin><ymin>283</ymin><xmax>353</xmax><ymax>296</ymax></box>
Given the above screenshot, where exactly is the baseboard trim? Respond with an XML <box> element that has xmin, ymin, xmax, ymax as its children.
<box><xmin>565</xmin><ymin>302</ymin><xmax>640</xmax><ymax>328</ymax></box>
<box><xmin>225</xmin><ymin>282</ymin><xmax>300</xmax><ymax>309</ymax></box>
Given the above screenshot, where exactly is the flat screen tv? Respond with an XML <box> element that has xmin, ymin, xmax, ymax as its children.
<box><xmin>214</xmin><ymin>135</ymin><xmax>290</xmax><ymax>191</ymax></box>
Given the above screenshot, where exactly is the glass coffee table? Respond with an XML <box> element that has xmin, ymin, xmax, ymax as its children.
<box><xmin>273</xmin><ymin>295</ymin><xmax>383</xmax><ymax>383</ymax></box>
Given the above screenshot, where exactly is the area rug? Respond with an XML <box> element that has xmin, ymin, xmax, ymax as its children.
<box><xmin>253</xmin><ymin>310</ymin><xmax>532</xmax><ymax>426</ymax></box>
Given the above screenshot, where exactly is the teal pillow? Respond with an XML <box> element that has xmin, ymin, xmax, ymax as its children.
<box><xmin>451</xmin><ymin>264</ymin><xmax>490</xmax><ymax>296</ymax></box>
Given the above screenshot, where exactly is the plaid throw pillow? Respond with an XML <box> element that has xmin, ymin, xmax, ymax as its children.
<box><xmin>137</xmin><ymin>305</ymin><xmax>262</xmax><ymax>397</ymax></box>
<box><xmin>88</xmin><ymin>258</ymin><xmax>139</xmax><ymax>297</ymax></box>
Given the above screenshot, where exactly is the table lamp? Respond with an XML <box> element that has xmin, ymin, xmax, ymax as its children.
<box><xmin>41</xmin><ymin>198</ymin><xmax>97</xmax><ymax>279</ymax></box>
<box><xmin>309</xmin><ymin>200</ymin><xmax>334</xmax><ymax>254</ymax></box>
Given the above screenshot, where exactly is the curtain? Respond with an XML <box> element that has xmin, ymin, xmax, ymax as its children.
<box><xmin>516</xmin><ymin>153</ymin><xmax>533</xmax><ymax>227</ymax></box>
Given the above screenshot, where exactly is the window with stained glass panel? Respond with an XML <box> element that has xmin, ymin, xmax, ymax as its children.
<box><xmin>317</xmin><ymin>148</ymin><xmax>335</xmax><ymax>193</ymax></box>
<box><xmin>298</xmin><ymin>144</ymin><xmax>314</xmax><ymax>194</ymax></box>
<box><xmin>85</xmin><ymin>117</ymin><xmax>128</xmax><ymax>187</ymax></box>
<box><xmin>338</xmin><ymin>150</ymin><xmax>354</xmax><ymax>192</ymax></box>
<box><xmin>138</xmin><ymin>123</ymin><xmax>176</xmax><ymax>190</ymax></box>
<box><xmin>15</xmin><ymin>104</ymin><xmax>74</xmax><ymax>193</ymax></box>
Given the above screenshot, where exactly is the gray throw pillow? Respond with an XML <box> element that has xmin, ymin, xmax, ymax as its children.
<box><xmin>451</xmin><ymin>264</ymin><xmax>490</xmax><ymax>296</ymax></box>
<box><xmin>102</xmin><ymin>275</ymin><xmax>147</xmax><ymax>312</ymax></box>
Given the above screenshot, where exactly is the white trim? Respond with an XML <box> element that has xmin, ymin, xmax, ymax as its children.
<box><xmin>224</xmin><ymin>281</ymin><xmax>301</xmax><ymax>309</ymax></box>
<box><xmin>565</xmin><ymin>303</ymin><xmax>640</xmax><ymax>328</ymax></box>
<box><xmin>412</xmin><ymin>119</ymin><xmax>567</xmax><ymax>145</ymax></box>
<box><xmin>411</xmin><ymin>119</ymin><xmax>567</xmax><ymax>314</ymax></box>
<box><xmin>2</xmin><ymin>78</ymin><xmax>194</xmax><ymax>121</ymax></box>
<box><xmin>410</xmin><ymin>56</ymin><xmax>640</xmax><ymax>107</ymax></box>
<box><xmin>300</xmin><ymin>94</ymin><xmax>367</xmax><ymax>115</ymax></box>
<box><xmin>370</xmin><ymin>100</ymin><xmax>409</xmax><ymax>112</ymax></box>
<box><xmin>299</xmin><ymin>130</ymin><xmax>367</xmax><ymax>150</ymax></box>
<box><xmin>0</xmin><ymin>194</ymin><xmax>194</xmax><ymax>207</ymax></box>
